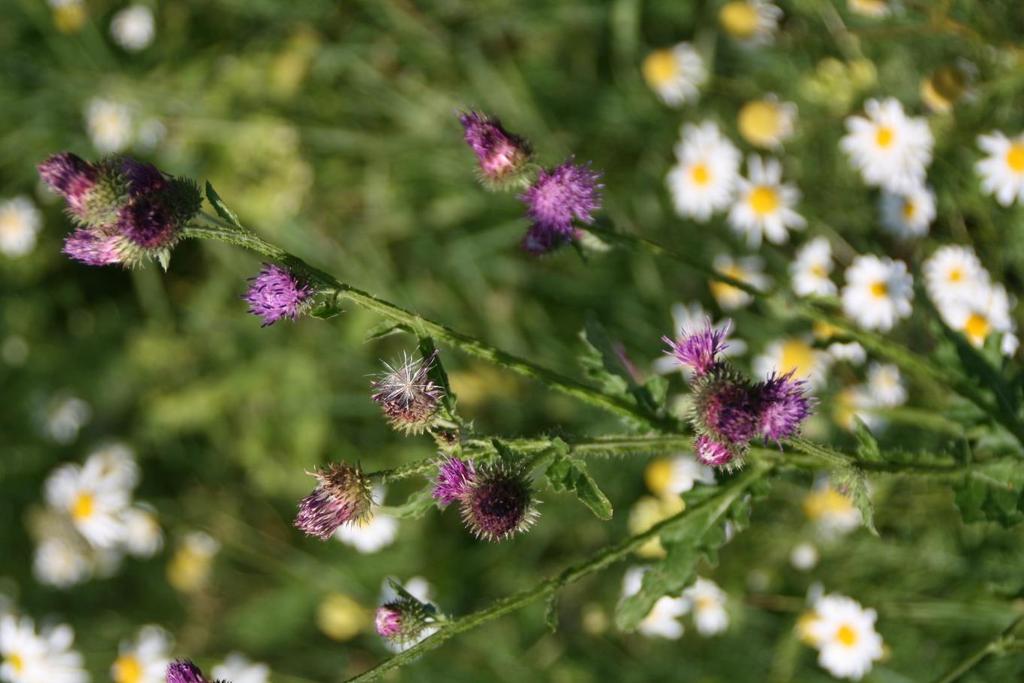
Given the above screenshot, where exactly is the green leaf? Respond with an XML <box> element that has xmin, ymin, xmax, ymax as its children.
<box><xmin>418</xmin><ymin>336</ymin><xmax>457</xmax><ymax>415</ymax></box>
<box><xmin>365</xmin><ymin>321</ymin><xmax>408</xmax><ymax>341</ymax></box>
<box><xmin>578</xmin><ymin>315</ymin><xmax>661</xmax><ymax>418</ymax></box>
<box><xmin>954</xmin><ymin>461</ymin><xmax>1024</xmax><ymax>527</ymax></box>
<box><xmin>205</xmin><ymin>181</ymin><xmax>244</xmax><ymax>229</ymax></box>
<box><xmin>545</xmin><ymin>454</ymin><xmax>613</xmax><ymax>520</ymax></box>
<box><xmin>544</xmin><ymin>593</ymin><xmax>559</xmax><ymax>632</ymax></box>
<box><xmin>309</xmin><ymin>296</ymin><xmax>343</xmax><ymax>320</ymax></box>
<box><xmin>833</xmin><ymin>466</ymin><xmax>878</xmax><ymax>536</ymax></box>
<box><xmin>378</xmin><ymin>488</ymin><xmax>436</xmax><ymax>519</ymax></box>
<box><xmin>852</xmin><ymin>418</ymin><xmax>882</xmax><ymax>462</ymax></box>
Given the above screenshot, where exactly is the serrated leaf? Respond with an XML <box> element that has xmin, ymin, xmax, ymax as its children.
<box><xmin>365</xmin><ymin>321</ymin><xmax>408</xmax><ymax>341</ymax></box>
<box><xmin>378</xmin><ymin>488</ymin><xmax>436</xmax><ymax>519</ymax></box>
<box><xmin>545</xmin><ymin>454</ymin><xmax>613</xmax><ymax>520</ymax></box>
<box><xmin>205</xmin><ymin>181</ymin><xmax>244</xmax><ymax>229</ymax></box>
<box><xmin>418</xmin><ymin>336</ymin><xmax>457</xmax><ymax>415</ymax></box>
<box><xmin>954</xmin><ymin>461</ymin><xmax>1024</xmax><ymax>527</ymax></box>
<box><xmin>833</xmin><ymin>466</ymin><xmax>877</xmax><ymax>536</ymax></box>
<box><xmin>852</xmin><ymin>418</ymin><xmax>882</xmax><ymax>462</ymax></box>
<box><xmin>579</xmin><ymin>315</ymin><xmax>661</xmax><ymax>418</ymax></box>
<box><xmin>544</xmin><ymin>593</ymin><xmax>559</xmax><ymax>632</ymax></box>
<box><xmin>309</xmin><ymin>297</ymin><xmax>343</xmax><ymax>320</ymax></box>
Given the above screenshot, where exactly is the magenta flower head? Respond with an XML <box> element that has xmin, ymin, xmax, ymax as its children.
<box><xmin>459</xmin><ymin>460</ymin><xmax>538</xmax><ymax>542</ymax></box>
<box><xmin>757</xmin><ymin>371</ymin><xmax>814</xmax><ymax>443</ymax></box>
<box><xmin>432</xmin><ymin>456</ymin><xmax>476</xmax><ymax>506</ymax></box>
<box><xmin>38</xmin><ymin>153</ymin><xmax>98</xmax><ymax>213</ymax></box>
<box><xmin>166</xmin><ymin>660</ymin><xmax>208</xmax><ymax>683</ymax></box>
<box><xmin>371</xmin><ymin>351</ymin><xmax>444</xmax><ymax>435</ymax></box>
<box><xmin>458</xmin><ymin>111</ymin><xmax>532</xmax><ymax>188</ymax></box>
<box><xmin>244</xmin><ymin>264</ymin><xmax>315</xmax><ymax>326</ymax></box>
<box><xmin>694</xmin><ymin>435</ymin><xmax>735</xmax><ymax>468</ymax></box>
<box><xmin>294</xmin><ymin>463</ymin><xmax>374</xmax><ymax>540</ymax></box>
<box><xmin>375</xmin><ymin>597</ymin><xmax>433</xmax><ymax>646</ymax></box>
<box><xmin>62</xmin><ymin>229</ymin><xmax>123</xmax><ymax>266</ymax></box>
<box><xmin>519</xmin><ymin>159</ymin><xmax>602</xmax><ymax>254</ymax></box>
<box><xmin>663</xmin><ymin>320</ymin><xmax>731</xmax><ymax>378</ymax></box>
<box><xmin>691</xmin><ymin>368</ymin><xmax>761</xmax><ymax>469</ymax></box>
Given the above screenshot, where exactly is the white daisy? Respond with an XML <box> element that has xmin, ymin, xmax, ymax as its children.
<box><xmin>654</xmin><ymin>302</ymin><xmax>746</xmax><ymax>376</ymax></box>
<box><xmin>807</xmin><ymin>594</ymin><xmax>884</xmax><ymax>680</ymax></box>
<box><xmin>841</xmin><ymin>255</ymin><xmax>913</xmax><ymax>331</ymax></box>
<box><xmin>682</xmin><ymin>578</ymin><xmax>729</xmax><ymax>636</ymax></box>
<box><xmin>718</xmin><ymin>0</ymin><xmax>782</xmax><ymax>45</ymax></box>
<box><xmin>43</xmin><ymin>396</ymin><xmax>91</xmax><ymax>444</ymax></box>
<box><xmin>728</xmin><ymin>155</ymin><xmax>805</xmax><ymax>247</ymax></box>
<box><xmin>710</xmin><ymin>254</ymin><xmax>770</xmax><ymax>310</ymax></box>
<box><xmin>826</xmin><ymin>341</ymin><xmax>866</xmax><ymax>365</ymax></box>
<box><xmin>642</xmin><ymin>42</ymin><xmax>707</xmax><ymax>107</ymax></box>
<box><xmin>335</xmin><ymin>514</ymin><xmax>398</xmax><ymax>554</ymax></box>
<box><xmin>85</xmin><ymin>98</ymin><xmax>134</xmax><ymax>153</ymax></box>
<box><xmin>738</xmin><ymin>95</ymin><xmax>797</xmax><ymax>149</ymax></box>
<box><xmin>976</xmin><ymin>131</ymin><xmax>1024</xmax><ymax>206</ymax></box>
<box><xmin>0</xmin><ymin>615</ymin><xmax>88</xmax><ymax>683</ymax></box>
<box><xmin>33</xmin><ymin>539</ymin><xmax>91</xmax><ymax>589</ymax></box>
<box><xmin>83</xmin><ymin>444</ymin><xmax>140</xmax><ymax>492</ymax></box>
<box><xmin>790</xmin><ymin>237</ymin><xmax>837</xmax><ymax>297</ymax></box>
<box><xmin>923</xmin><ymin>245</ymin><xmax>988</xmax><ymax>308</ymax></box>
<box><xmin>753</xmin><ymin>338</ymin><xmax>831</xmax><ymax>389</ymax></box>
<box><xmin>833</xmin><ymin>384</ymin><xmax>886</xmax><ymax>433</ymax></box>
<box><xmin>0</xmin><ymin>197</ymin><xmax>42</xmax><ymax>258</ymax></box>
<box><xmin>841</xmin><ymin>97</ymin><xmax>933</xmax><ymax>193</ymax></box>
<box><xmin>644</xmin><ymin>455</ymin><xmax>716</xmax><ymax>499</ymax></box>
<box><xmin>940</xmin><ymin>281</ymin><xmax>1016</xmax><ymax>352</ymax></box>
<box><xmin>666</xmin><ymin>121</ymin><xmax>740</xmax><ymax>221</ymax></box>
<box><xmin>45</xmin><ymin>461</ymin><xmax>131</xmax><ymax>549</ymax></box>
<box><xmin>121</xmin><ymin>506</ymin><xmax>163</xmax><ymax>558</ymax></box>
<box><xmin>866</xmin><ymin>363</ymin><xmax>906</xmax><ymax>407</ymax></box>
<box><xmin>110</xmin><ymin>5</ymin><xmax>155</xmax><ymax>52</ymax></box>
<box><xmin>621</xmin><ymin>567</ymin><xmax>689</xmax><ymax>639</ymax></box>
<box><xmin>166</xmin><ymin>531</ymin><xmax>220</xmax><ymax>593</ymax></box>
<box><xmin>211</xmin><ymin>653</ymin><xmax>269</xmax><ymax>683</ymax></box>
<box><xmin>112</xmin><ymin>626</ymin><xmax>172</xmax><ymax>683</ymax></box>
<box><xmin>879</xmin><ymin>184</ymin><xmax>935</xmax><ymax>239</ymax></box>
<box><xmin>789</xmin><ymin>542</ymin><xmax>819</xmax><ymax>571</ymax></box>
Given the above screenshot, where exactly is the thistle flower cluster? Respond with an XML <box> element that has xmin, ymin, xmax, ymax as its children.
<box><xmin>370</xmin><ymin>351</ymin><xmax>445</xmax><ymax>435</ymax></box>
<box><xmin>166</xmin><ymin>660</ymin><xmax>225</xmax><ymax>683</ymax></box>
<box><xmin>38</xmin><ymin>152</ymin><xmax>201</xmax><ymax>268</ymax></box>
<box><xmin>432</xmin><ymin>456</ymin><xmax>538</xmax><ymax>542</ymax></box>
<box><xmin>375</xmin><ymin>595</ymin><xmax>436</xmax><ymax>647</ymax></box>
<box><xmin>665</xmin><ymin>321</ymin><xmax>814</xmax><ymax>468</ymax></box>
<box><xmin>458</xmin><ymin>111</ymin><xmax>603</xmax><ymax>254</ymax></box>
<box><xmin>243</xmin><ymin>263</ymin><xmax>315</xmax><ymax>326</ymax></box>
<box><xmin>294</xmin><ymin>463</ymin><xmax>374</xmax><ymax>540</ymax></box>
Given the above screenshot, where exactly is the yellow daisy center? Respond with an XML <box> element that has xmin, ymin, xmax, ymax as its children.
<box><xmin>0</xmin><ymin>210</ymin><xmax>21</xmax><ymax>237</ymax></box>
<box><xmin>749</xmin><ymin>186</ymin><xmax>780</xmax><ymax>215</ymax></box>
<box><xmin>947</xmin><ymin>267</ymin><xmax>963</xmax><ymax>283</ymax></box>
<box><xmin>779</xmin><ymin>340</ymin><xmax>815</xmax><ymax>378</ymax></box>
<box><xmin>113</xmin><ymin>655</ymin><xmax>143</xmax><ymax>683</ymax></box>
<box><xmin>875</xmin><ymin>125</ymin><xmax>895</xmax><ymax>149</ymax></box>
<box><xmin>964</xmin><ymin>313</ymin><xmax>990</xmax><ymax>344</ymax></box>
<box><xmin>836</xmin><ymin>623</ymin><xmax>859</xmax><ymax>647</ymax></box>
<box><xmin>719</xmin><ymin>2</ymin><xmax>760</xmax><ymax>39</ymax></box>
<box><xmin>738</xmin><ymin>100</ymin><xmax>783</xmax><ymax>147</ymax></box>
<box><xmin>642</xmin><ymin>49</ymin><xmax>678</xmax><ymax>88</ymax></box>
<box><xmin>5</xmin><ymin>653</ymin><xmax>24</xmax><ymax>673</ymax></box>
<box><xmin>53</xmin><ymin>3</ymin><xmax>87</xmax><ymax>34</ymax></box>
<box><xmin>810</xmin><ymin>263</ymin><xmax>828</xmax><ymax>278</ymax></box>
<box><xmin>71</xmin><ymin>492</ymin><xmax>95</xmax><ymax>521</ymax></box>
<box><xmin>696</xmin><ymin>596</ymin><xmax>716</xmax><ymax>611</ymax></box>
<box><xmin>690</xmin><ymin>162</ymin><xmax>712</xmax><ymax>186</ymax></box>
<box><xmin>902</xmin><ymin>200</ymin><xmax>916</xmax><ymax>220</ymax></box>
<box><xmin>644</xmin><ymin>458</ymin><xmax>674</xmax><ymax>497</ymax></box>
<box><xmin>869</xmin><ymin>281</ymin><xmax>888</xmax><ymax>298</ymax></box>
<box><xmin>1006</xmin><ymin>144</ymin><xmax>1024</xmax><ymax>173</ymax></box>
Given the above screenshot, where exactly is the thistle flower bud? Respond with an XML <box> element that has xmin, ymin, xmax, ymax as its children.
<box><xmin>243</xmin><ymin>264</ymin><xmax>315</xmax><ymax>326</ymax></box>
<box><xmin>663</xmin><ymin>321</ymin><xmax>731</xmax><ymax>378</ymax></box>
<box><xmin>694</xmin><ymin>435</ymin><xmax>736</xmax><ymax>468</ymax></box>
<box><xmin>166</xmin><ymin>660</ymin><xmax>208</xmax><ymax>683</ymax></box>
<box><xmin>375</xmin><ymin>597</ymin><xmax>433</xmax><ymax>645</ymax></box>
<box><xmin>757</xmin><ymin>371</ymin><xmax>814</xmax><ymax>443</ymax></box>
<box><xmin>432</xmin><ymin>456</ymin><xmax>476</xmax><ymax>506</ymax></box>
<box><xmin>691</xmin><ymin>368</ymin><xmax>761</xmax><ymax>468</ymax></box>
<box><xmin>458</xmin><ymin>111</ymin><xmax>532</xmax><ymax>188</ymax></box>
<box><xmin>519</xmin><ymin>159</ymin><xmax>602</xmax><ymax>254</ymax></box>
<box><xmin>459</xmin><ymin>461</ymin><xmax>538</xmax><ymax>542</ymax></box>
<box><xmin>294</xmin><ymin>463</ymin><xmax>373</xmax><ymax>540</ymax></box>
<box><xmin>371</xmin><ymin>351</ymin><xmax>444</xmax><ymax>435</ymax></box>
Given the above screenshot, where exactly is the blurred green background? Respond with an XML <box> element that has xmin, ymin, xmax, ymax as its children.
<box><xmin>4</xmin><ymin>0</ymin><xmax>1024</xmax><ymax>681</ymax></box>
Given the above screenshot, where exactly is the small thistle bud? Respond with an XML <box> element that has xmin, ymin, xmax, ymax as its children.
<box><xmin>432</xmin><ymin>456</ymin><xmax>476</xmax><ymax>506</ymax></box>
<box><xmin>663</xmin><ymin>321</ymin><xmax>731</xmax><ymax>378</ymax></box>
<box><xmin>62</xmin><ymin>229</ymin><xmax>123</xmax><ymax>266</ymax></box>
<box><xmin>371</xmin><ymin>351</ymin><xmax>444</xmax><ymax>435</ymax></box>
<box><xmin>38</xmin><ymin>153</ymin><xmax>98</xmax><ymax>211</ymax></box>
<box><xmin>459</xmin><ymin>461</ymin><xmax>538</xmax><ymax>542</ymax></box>
<box><xmin>694</xmin><ymin>435</ymin><xmax>736</xmax><ymax>468</ymax></box>
<box><xmin>244</xmin><ymin>264</ymin><xmax>315</xmax><ymax>326</ymax></box>
<box><xmin>458</xmin><ymin>111</ymin><xmax>532</xmax><ymax>188</ymax></box>
<box><xmin>166</xmin><ymin>660</ymin><xmax>208</xmax><ymax>683</ymax></box>
<box><xmin>375</xmin><ymin>597</ymin><xmax>433</xmax><ymax>646</ymax></box>
<box><xmin>757</xmin><ymin>371</ymin><xmax>814</xmax><ymax>443</ymax></box>
<box><xmin>519</xmin><ymin>158</ymin><xmax>602</xmax><ymax>254</ymax></box>
<box><xmin>294</xmin><ymin>463</ymin><xmax>373</xmax><ymax>540</ymax></box>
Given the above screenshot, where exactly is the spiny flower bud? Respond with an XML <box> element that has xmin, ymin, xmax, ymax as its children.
<box><xmin>294</xmin><ymin>463</ymin><xmax>373</xmax><ymax>540</ymax></box>
<box><xmin>432</xmin><ymin>456</ymin><xmax>476</xmax><ymax>506</ymax></box>
<box><xmin>166</xmin><ymin>660</ymin><xmax>209</xmax><ymax>683</ymax></box>
<box><xmin>694</xmin><ymin>434</ymin><xmax>735</xmax><ymax>468</ymax></box>
<box><xmin>375</xmin><ymin>597</ymin><xmax>434</xmax><ymax>646</ymax></box>
<box><xmin>458</xmin><ymin>111</ymin><xmax>532</xmax><ymax>189</ymax></box>
<box><xmin>243</xmin><ymin>264</ymin><xmax>315</xmax><ymax>326</ymax></box>
<box><xmin>757</xmin><ymin>371</ymin><xmax>814</xmax><ymax>443</ymax></box>
<box><xmin>691</xmin><ymin>367</ymin><xmax>761</xmax><ymax>469</ymax></box>
<box><xmin>663</xmin><ymin>320</ymin><xmax>731</xmax><ymax>378</ymax></box>
<box><xmin>459</xmin><ymin>460</ymin><xmax>538</xmax><ymax>542</ymax></box>
<box><xmin>371</xmin><ymin>351</ymin><xmax>444</xmax><ymax>435</ymax></box>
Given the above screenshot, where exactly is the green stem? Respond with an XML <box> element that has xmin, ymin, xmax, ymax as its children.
<box><xmin>932</xmin><ymin>615</ymin><xmax>1024</xmax><ymax>683</ymax></box>
<box><xmin>182</xmin><ymin>221</ymin><xmax>676</xmax><ymax>431</ymax></box>
<box><xmin>346</xmin><ymin>464</ymin><xmax>770</xmax><ymax>682</ymax></box>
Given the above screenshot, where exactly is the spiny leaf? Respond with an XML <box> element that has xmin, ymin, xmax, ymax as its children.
<box><xmin>546</xmin><ymin>453</ymin><xmax>613</xmax><ymax>520</ymax></box>
<box><xmin>852</xmin><ymin>418</ymin><xmax>882</xmax><ymax>462</ymax></box>
<box><xmin>833</xmin><ymin>466</ymin><xmax>878</xmax><ymax>536</ymax></box>
<box><xmin>418</xmin><ymin>336</ymin><xmax>457</xmax><ymax>415</ymax></box>
<box><xmin>953</xmin><ymin>461</ymin><xmax>1024</xmax><ymax>527</ymax></box>
<box><xmin>579</xmin><ymin>315</ymin><xmax>662</xmax><ymax>418</ymax></box>
<box><xmin>205</xmin><ymin>181</ymin><xmax>244</xmax><ymax>229</ymax></box>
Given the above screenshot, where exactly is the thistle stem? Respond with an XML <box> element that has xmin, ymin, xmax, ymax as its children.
<box><xmin>932</xmin><ymin>615</ymin><xmax>1024</xmax><ymax>683</ymax></box>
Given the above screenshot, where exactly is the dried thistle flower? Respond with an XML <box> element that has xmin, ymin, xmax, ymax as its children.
<box><xmin>294</xmin><ymin>463</ymin><xmax>373</xmax><ymax>540</ymax></box>
<box><xmin>371</xmin><ymin>351</ymin><xmax>444</xmax><ymax>435</ymax></box>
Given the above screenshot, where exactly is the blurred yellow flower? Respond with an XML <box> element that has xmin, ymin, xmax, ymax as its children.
<box><xmin>52</xmin><ymin>1</ymin><xmax>86</xmax><ymax>34</ymax></box>
<box><xmin>166</xmin><ymin>531</ymin><xmax>220</xmax><ymax>593</ymax></box>
<box><xmin>644</xmin><ymin>458</ymin><xmax>674</xmax><ymax>498</ymax></box>
<box><xmin>628</xmin><ymin>495</ymin><xmax>684</xmax><ymax>558</ymax></box>
<box><xmin>738</xmin><ymin>98</ymin><xmax>796</xmax><ymax>148</ymax></box>
<box><xmin>317</xmin><ymin>593</ymin><xmax>370</xmax><ymax>641</ymax></box>
<box><xmin>847</xmin><ymin>0</ymin><xmax>890</xmax><ymax>18</ymax></box>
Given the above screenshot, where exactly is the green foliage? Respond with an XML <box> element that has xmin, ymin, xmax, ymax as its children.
<box><xmin>545</xmin><ymin>449</ymin><xmax>614</xmax><ymax>520</ymax></box>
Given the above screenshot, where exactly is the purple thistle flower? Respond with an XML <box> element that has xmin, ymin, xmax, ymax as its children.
<box><xmin>62</xmin><ymin>229</ymin><xmax>123</xmax><ymax>266</ymax></box>
<box><xmin>119</xmin><ymin>157</ymin><xmax>167</xmax><ymax>196</ymax></box>
<box><xmin>459</xmin><ymin>112</ymin><xmax>532</xmax><ymax>186</ymax></box>
<box><xmin>375</xmin><ymin>605</ymin><xmax>404</xmax><ymax>638</ymax></box>
<box><xmin>294</xmin><ymin>463</ymin><xmax>373</xmax><ymax>540</ymax></box>
<box><xmin>117</xmin><ymin>198</ymin><xmax>177</xmax><ymax>249</ymax></box>
<box><xmin>520</xmin><ymin>159</ymin><xmax>602</xmax><ymax>232</ymax></box>
<box><xmin>663</xmin><ymin>320</ymin><xmax>731</xmax><ymax>378</ymax></box>
<box><xmin>521</xmin><ymin>222</ymin><xmax>578</xmax><ymax>255</ymax></box>
<box><xmin>166</xmin><ymin>660</ymin><xmax>208</xmax><ymax>683</ymax></box>
<box><xmin>244</xmin><ymin>264</ymin><xmax>314</xmax><ymax>326</ymax></box>
<box><xmin>698</xmin><ymin>374</ymin><xmax>761</xmax><ymax>445</ymax></box>
<box><xmin>694</xmin><ymin>435</ymin><xmax>736</xmax><ymax>468</ymax></box>
<box><xmin>371</xmin><ymin>351</ymin><xmax>444</xmax><ymax>435</ymax></box>
<box><xmin>757</xmin><ymin>371</ymin><xmax>814</xmax><ymax>442</ymax></box>
<box><xmin>374</xmin><ymin>597</ymin><xmax>433</xmax><ymax>646</ymax></box>
<box><xmin>38</xmin><ymin>153</ymin><xmax>98</xmax><ymax>212</ymax></box>
<box><xmin>459</xmin><ymin>461</ymin><xmax>537</xmax><ymax>542</ymax></box>
<box><xmin>433</xmin><ymin>457</ymin><xmax>476</xmax><ymax>506</ymax></box>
